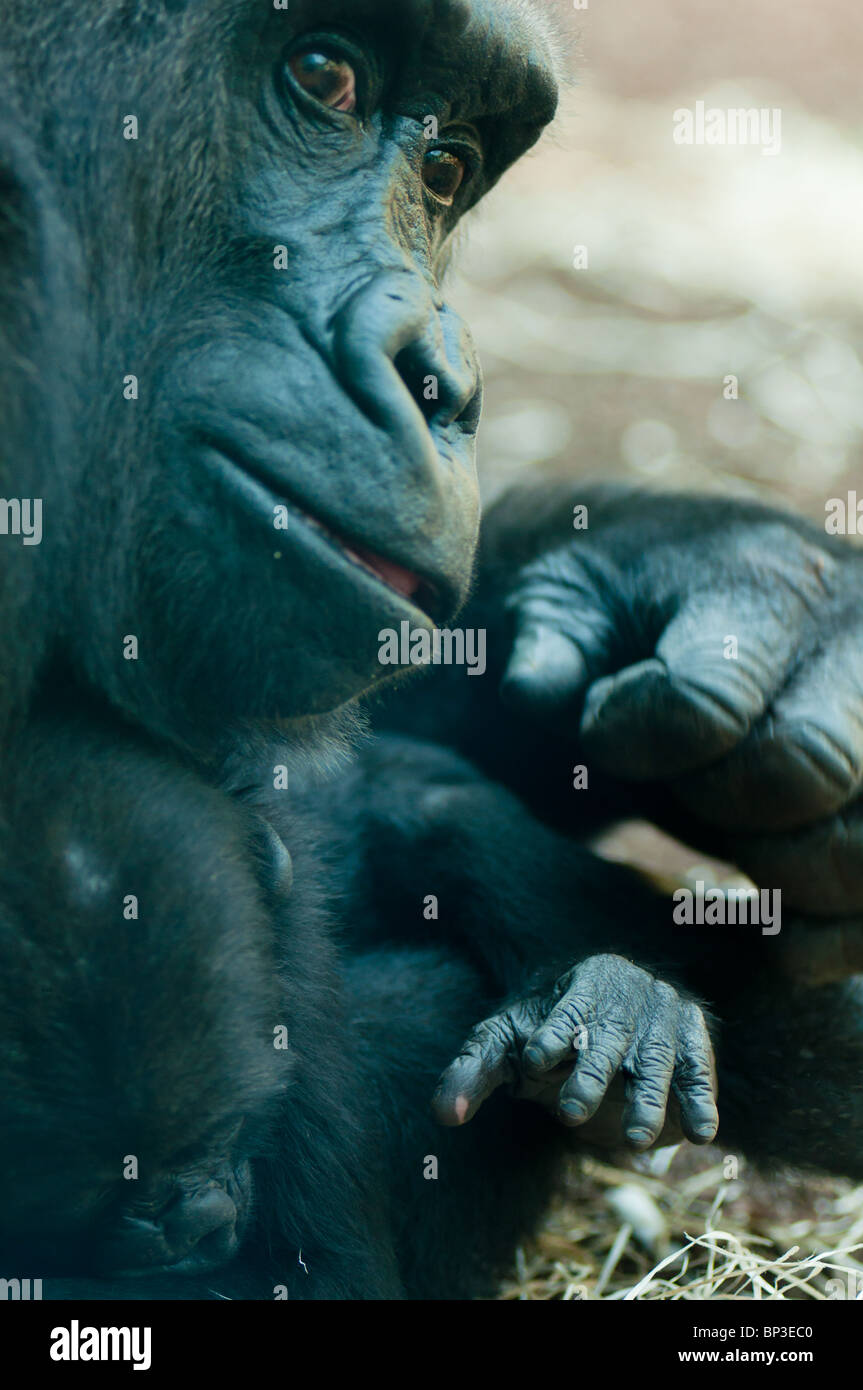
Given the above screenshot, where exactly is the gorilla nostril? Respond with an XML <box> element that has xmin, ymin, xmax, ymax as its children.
<box><xmin>333</xmin><ymin>271</ymin><xmax>480</xmax><ymax>443</ymax></box>
<box><xmin>394</xmin><ymin>341</ymin><xmax>478</xmax><ymax>430</ymax></box>
<box><xmin>395</xmin><ymin>345</ymin><xmax>438</xmax><ymax>424</ymax></box>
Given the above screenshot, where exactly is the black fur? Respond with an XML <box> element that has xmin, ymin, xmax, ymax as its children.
<box><xmin>4</xmin><ymin>0</ymin><xmax>863</xmax><ymax>1305</ymax></box>
<box><xmin>0</xmin><ymin>711</ymin><xmax>575</xmax><ymax>1299</ymax></box>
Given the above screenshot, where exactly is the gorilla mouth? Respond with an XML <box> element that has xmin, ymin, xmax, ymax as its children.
<box><xmin>286</xmin><ymin>500</ymin><xmax>445</xmax><ymax>618</ymax></box>
<box><xmin>303</xmin><ymin>512</ymin><xmax>424</xmax><ymax>603</ymax></box>
<box><xmin>202</xmin><ymin>438</ymin><xmax>447</xmax><ymax>618</ymax></box>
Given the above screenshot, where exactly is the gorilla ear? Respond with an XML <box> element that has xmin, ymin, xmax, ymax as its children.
<box><xmin>251</xmin><ymin>818</ymin><xmax>294</xmax><ymax>902</ymax></box>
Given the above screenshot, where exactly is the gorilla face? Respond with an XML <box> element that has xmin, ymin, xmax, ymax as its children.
<box><xmin>5</xmin><ymin>1137</ymin><xmax>260</xmax><ymax>1279</ymax></box>
<box><xmin>0</xmin><ymin>718</ymin><xmax>287</xmax><ymax>1276</ymax></box>
<box><xmin>3</xmin><ymin>0</ymin><xmax>559</xmax><ymax>751</ymax></box>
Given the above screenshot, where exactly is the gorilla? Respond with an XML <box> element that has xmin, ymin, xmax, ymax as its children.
<box><xmin>0</xmin><ymin>705</ymin><xmax>721</xmax><ymax>1298</ymax></box>
<box><xmin>2</xmin><ymin>0</ymin><xmax>863</xmax><ymax>1300</ymax></box>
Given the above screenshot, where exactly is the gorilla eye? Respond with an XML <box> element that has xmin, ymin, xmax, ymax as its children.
<box><xmin>422</xmin><ymin>150</ymin><xmax>467</xmax><ymax>207</ymax></box>
<box><xmin>287</xmin><ymin>49</ymin><xmax>358</xmax><ymax>115</ymax></box>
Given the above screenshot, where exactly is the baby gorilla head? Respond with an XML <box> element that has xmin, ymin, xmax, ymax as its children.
<box><xmin>93</xmin><ymin>1158</ymin><xmax>256</xmax><ymax>1278</ymax></box>
<box><xmin>0</xmin><ymin>711</ymin><xmax>288</xmax><ymax>1277</ymax></box>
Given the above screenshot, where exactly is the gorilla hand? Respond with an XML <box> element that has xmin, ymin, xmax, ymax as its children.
<box><xmin>500</xmin><ymin>492</ymin><xmax>863</xmax><ymax>914</ymax></box>
<box><xmin>432</xmin><ymin>954</ymin><xmax>718</xmax><ymax>1151</ymax></box>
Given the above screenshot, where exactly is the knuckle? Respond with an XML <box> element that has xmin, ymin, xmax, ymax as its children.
<box><xmin>676</xmin><ymin>1058</ymin><xmax>716</xmax><ymax>1096</ymax></box>
<box><xmin>576</xmin><ymin>1049</ymin><xmax>615</xmax><ymax>1084</ymax></box>
<box><xmin>630</xmin><ymin>1086</ymin><xmax>667</xmax><ymax>1115</ymax></box>
<box><xmin>778</xmin><ymin>723</ymin><xmax>862</xmax><ymax>797</ymax></box>
<box><xmin>472</xmin><ymin>1015</ymin><xmax>514</xmax><ymax>1051</ymax></box>
<box><xmin>677</xmin><ymin>1064</ymin><xmax>717</xmax><ymax>1095</ymax></box>
<box><xmin>542</xmin><ymin>1018</ymin><xmax>580</xmax><ymax>1053</ymax></box>
<box><xmin>600</xmin><ymin>1018</ymin><xmax>630</xmax><ymax>1047</ymax></box>
<box><xmin>635</xmin><ymin>1039</ymin><xmax>675</xmax><ymax>1073</ymax></box>
<box><xmin>558</xmin><ymin>997</ymin><xmax>590</xmax><ymax>1034</ymax></box>
<box><xmin>573</xmin><ymin>1066</ymin><xmax>610</xmax><ymax>1095</ymax></box>
<box><xmin>652</xmin><ymin>980</ymin><xmax>678</xmax><ymax>1008</ymax></box>
<box><xmin>683</xmin><ymin>1005</ymin><xmax>712</xmax><ymax>1039</ymax></box>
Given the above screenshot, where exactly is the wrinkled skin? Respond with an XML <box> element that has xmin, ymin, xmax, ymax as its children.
<box><xmin>433</xmin><ymin>955</ymin><xmax>718</xmax><ymax>1150</ymax></box>
<box><xmin>497</xmin><ymin>489</ymin><xmax>863</xmax><ymax>916</ymax></box>
<box><xmin>0</xmin><ymin>0</ymin><xmax>557</xmax><ymax>750</ymax></box>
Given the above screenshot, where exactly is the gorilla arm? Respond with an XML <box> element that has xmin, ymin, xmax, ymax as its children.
<box><xmin>293</xmin><ymin>733</ymin><xmax>720</xmax><ymax>1153</ymax></box>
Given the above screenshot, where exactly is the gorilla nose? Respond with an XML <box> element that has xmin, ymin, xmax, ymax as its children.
<box><xmin>161</xmin><ymin>1187</ymin><xmax>239</xmax><ymax>1265</ymax></box>
<box><xmin>333</xmin><ymin>270</ymin><xmax>482</xmax><ymax>451</ymax></box>
<box><xmin>105</xmin><ymin>1186</ymin><xmax>241</xmax><ymax>1276</ymax></box>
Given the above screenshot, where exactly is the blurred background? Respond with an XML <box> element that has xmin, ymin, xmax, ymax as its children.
<box><xmin>469</xmin><ymin>0</ymin><xmax>863</xmax><ymax>1301</ymax></box>
<box><xmin>452</xmin><ymin>0</ymin><xmax>863</xmax><ymax>524</ymax></box>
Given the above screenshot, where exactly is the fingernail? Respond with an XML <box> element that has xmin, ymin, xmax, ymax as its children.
<box><xmin>627</xmin><ymin>1128</ymin><xmax>653</xmax><ymax>1149</ymax></box>
<box><xmin>559</xmin><ymin>1100</ymin><xmax>586</xmax><ymax>1120</ymax></box>
<box><xmin>524</xmin><ymin>1044</ymin><xmax>547</xmax><ymax>1069</ymax></box>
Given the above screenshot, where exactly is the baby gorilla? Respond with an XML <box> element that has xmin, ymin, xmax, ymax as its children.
<box><xmin>0</xmin><ymin>709</ymin><xmax>548</xmax><ymax>1298</ymax></box>
<box><xmin>0</xmin><ymin>711</ymin><xmax>719</xmax><ymax>1299</ymax></box>
<box><xmin>0</xmin><ymin>709</ymin><xmax>289</xmax><ymax>1284</ymax></box>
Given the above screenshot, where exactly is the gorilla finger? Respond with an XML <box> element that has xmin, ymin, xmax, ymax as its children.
<box><xmin>556</xmin><ymin>1032</ymin><xmax>629</xmax><ymax>1125</ymax></box>
<box><xmin>501</xmin><ymin>624</ymin><xmax>592</xmax><ymax>717</ymax></box>
<box><xmin>731</xmin><ymin>802</ymin><xmax>863</xmax><ymax>916</ymax></box>
<box><xmin>673</xmin><ymin>1013</ymin><xmax>719</xmax><ymax>1144</ymax></box>
<box><xmin>620</xmin><ymin>1044</ymin><xmax>675</xmax><ymax>1150</ymax></box>
<box><xmin>249</xmin><ymin>817</ymin><xmax>294</xmax><ymax>900</ymax></box>
<box><xmin>581</xmin><ymin>596</ymin><xmax>800</xmax><ymax>779</ymax></box>
<box><xmin>500</xmin><ymin>549</ymin><xmax>625</xmax><ymax>718</ymax></box>
<box><xmin>522</xmin><ymin>991</ymin><xmax>594</xmax><ymax>1075</ymax></box>
<box><xmin>432</xmin><ymin>1016</ymin><xmax>520</xmax><ymax>1125</ymax></box>
<box><xmin>672</xmin><ymin>641</ymin><xmax>863</xmax><ymax>832</ymax></box>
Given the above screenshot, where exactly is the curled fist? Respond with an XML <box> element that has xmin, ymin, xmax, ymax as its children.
<box><xmin>433</xmin><ymin>953</ymin><xmax>718</xmax><ymax>1152</ymax></box>
<box><xmin>499</xmin><ymin>493</ymin><xmax>863</xmax><ymax>914</ymax></box>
